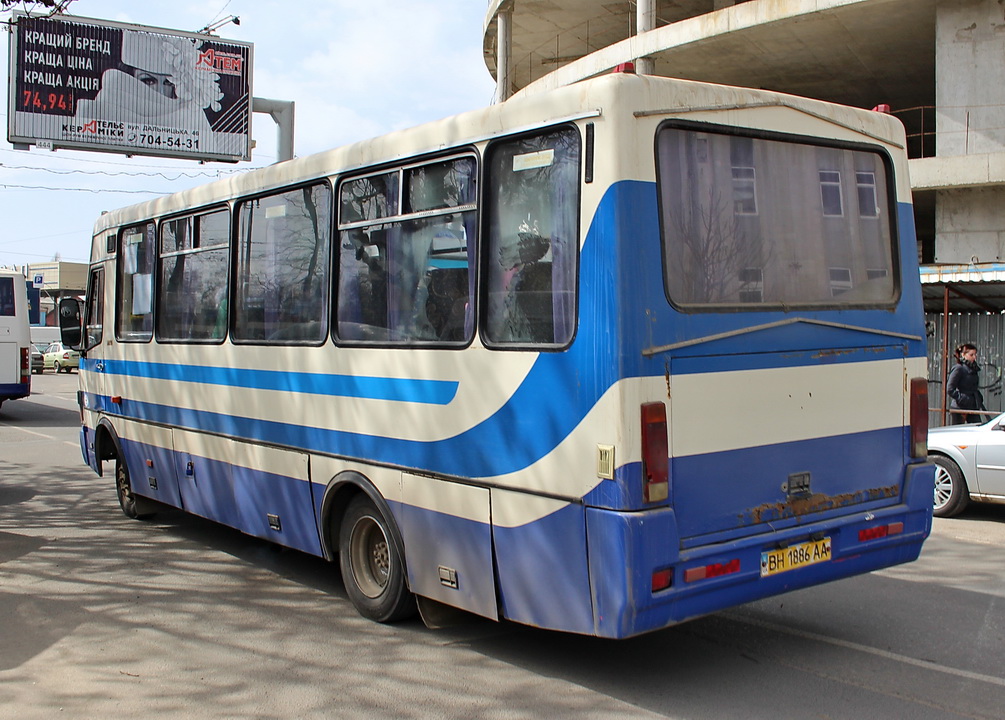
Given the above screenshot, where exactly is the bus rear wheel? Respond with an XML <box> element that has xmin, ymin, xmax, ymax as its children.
<box><xmin>338</xmin><ymin>495</ymin><xmax>415</xmax><ymax>623</ymax></box>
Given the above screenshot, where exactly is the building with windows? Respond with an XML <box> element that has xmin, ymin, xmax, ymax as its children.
<box><xmin>483</xmin><ymin>0</ymin><xmax>1005</xmax><ymax>420</ymax></box>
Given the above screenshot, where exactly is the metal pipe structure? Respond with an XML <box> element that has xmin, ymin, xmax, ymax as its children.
<box><xmin>252</xmin><ymin>97</ymin><xmax>295</xmax><ymax>163</ymax></box>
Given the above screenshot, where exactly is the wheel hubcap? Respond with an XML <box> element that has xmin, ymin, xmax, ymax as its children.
<box><xmin>349</xmin><ymin>515</ymin><xmax>390</xmax><ymax>598</ymax></box>
<box><xmin>933</xmin><ymin>466</ymin><xmax>953</xmax><ymax>509</ymax></box>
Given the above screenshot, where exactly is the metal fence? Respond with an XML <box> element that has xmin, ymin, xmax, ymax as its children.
<box><xmin>926</xmin><ymin>312</ymin><xmax>1005</xmax><ymax>427</ymax></box>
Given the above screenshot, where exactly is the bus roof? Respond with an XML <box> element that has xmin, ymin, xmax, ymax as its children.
<box><xmin>90</xmin><ymin>72</ymin><xmax>909</xmax><ymax>240</ymax></box>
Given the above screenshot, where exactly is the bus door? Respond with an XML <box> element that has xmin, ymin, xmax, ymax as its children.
<box><xmin>666</xmin><ymin>341</ymin><xmax>910</xmax><ymax>545</ymax></box>
<box><xmin>80</xmin><ymin>267</ymin><xmax>107</xmax><ymax>470</ymax></box>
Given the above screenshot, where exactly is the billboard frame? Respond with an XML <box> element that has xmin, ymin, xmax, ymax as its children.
<box><xmin>7</xmin><ymin>12</ymin><xmax>254</xmax><ymax>163</ymax></box>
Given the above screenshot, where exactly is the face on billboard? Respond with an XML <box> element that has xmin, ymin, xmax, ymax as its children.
<box><xmin>127</xmin><ymin>68</ymin><xmax>177</xmax><ymax>100</ymax></box>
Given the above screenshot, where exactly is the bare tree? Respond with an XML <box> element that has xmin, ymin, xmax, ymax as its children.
<box><xmin>669</xmin><ymin>186</ymin><xmax>766</xmax><ymax>304</ymax></box>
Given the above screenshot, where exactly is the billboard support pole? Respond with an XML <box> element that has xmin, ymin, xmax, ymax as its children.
<box><xmin>252</xmin><ymin>97</ymin><xmax>295</xmax><ymax>163</ymax></box>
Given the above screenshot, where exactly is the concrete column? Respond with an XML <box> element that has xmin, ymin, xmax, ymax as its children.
<box><xmin>636</xmin><ymin>0</ymin><xmax>656</xmax><ymax>75</ymax></box>
<box><xmin>933</xmin><ymin>0</ymin><xmax>1005</xmax><ymax>264</ymax></box>
<box><xmin>936</xmin><ymin>0</ymin><xmax>1005</xmax><ymax>156</ymax></box>
<box><xmin>497</xmin><ymin>5</ymin><xmax>513</xmax><ymax>102</ymax></box>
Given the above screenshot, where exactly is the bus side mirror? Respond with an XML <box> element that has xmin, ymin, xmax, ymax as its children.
<box><xmin>59</xmin><ymin>298</ymin><xmax>83</xmax><ymax>351</ymax></box>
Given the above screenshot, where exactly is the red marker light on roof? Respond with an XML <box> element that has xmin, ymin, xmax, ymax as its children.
<box><xmin>613</xmin><ymin>61</ymin><xmax>636</xmax><ymax>74</ymax></box>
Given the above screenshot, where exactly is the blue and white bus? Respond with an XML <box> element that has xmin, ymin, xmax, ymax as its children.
<box><xmin>0</xmin><ymin>269</ymin><xmax>32</xmax><ymax>412</ymax></box>
<box><xmin>61</xmin><ymin>70</ymin><xmax>934</xmax><ymax>638</ymax></box>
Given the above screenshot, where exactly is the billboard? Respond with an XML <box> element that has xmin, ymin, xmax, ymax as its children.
<box><xmin>7</xmin><ymin>13</ymin><xmax>253</xmax><ymax>162</ymax></box>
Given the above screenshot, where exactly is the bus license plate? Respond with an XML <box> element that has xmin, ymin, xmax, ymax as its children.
<box><xmin>760</xmin><ymin>537</ymin><xmax>831</xmax><ymax>577</ymax></box>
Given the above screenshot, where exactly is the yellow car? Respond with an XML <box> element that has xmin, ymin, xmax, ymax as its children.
<box><xmin>42</xmin><ymin>342</ymin><xmax>80</xmax><ymax>373</ymax></box>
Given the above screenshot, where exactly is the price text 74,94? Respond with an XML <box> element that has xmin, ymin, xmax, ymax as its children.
<box><xmin>22</xmin><ymin>90</ymin><xmax>73</xmax><ymax>112</ymax></box>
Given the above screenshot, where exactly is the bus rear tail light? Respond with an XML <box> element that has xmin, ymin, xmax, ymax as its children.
<box><xmin>641</xmin><ymin>402</ymin><xmax>669</xmax><ymax>503</ymax></box>
<box><xmin>909</xmin><ymin>377</ymin><xmax>928</xmax><ymax>459</ymax></box>
<box><xmin>19</xmin><ymin>347</ymin><xmax>29</xmax><ymax>384</ymax></box>
<box><xmin>684</xmin><ymin>558</ymin><xmax>741</xmax><ymax>583</ymax></box>
<box><xmin>858</xmin><ymin>521</ymin><xmax>903</xmax><ymax>543</ymax></box>
<box><xmin>651</xmin><ymin>568</ymin><xmax>673</xmax><ymax>592</ymax></box>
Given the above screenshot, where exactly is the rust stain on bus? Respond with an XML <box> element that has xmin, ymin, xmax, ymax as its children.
<box><xmin>742</xmin><ymin>484</ymin><xmax>900</xmax><ymax>524</ymax></box>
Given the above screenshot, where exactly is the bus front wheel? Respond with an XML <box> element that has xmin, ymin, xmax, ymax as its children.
<box><xmin>338</xmin><ymin>495</ymin><xmax>415</xmax><ymax>623</ymax></box>
<box><xmin>115</xmin><ymin>458</ymin><xmax>155</xmax><ymax>520</ymax></box>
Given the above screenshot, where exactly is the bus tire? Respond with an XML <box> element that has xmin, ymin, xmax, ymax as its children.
<box><xmin>115</xmin><ymin>458</ymin><xmax>155</xmax><ymax>520</ymax></box>
<box><xmin>338</xmin><ymin>495</ymin><xmax>415</xmax><ymax>623</ymax></box>
<box><xmin>932</xmin><ymin>455</ymin><xmax>969</xmax><ymax>518</ymax></box>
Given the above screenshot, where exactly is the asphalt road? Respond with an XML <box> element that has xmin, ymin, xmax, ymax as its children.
<box><xmin>1</xmin><ymin>371</ymin><xmax>1004</xmax><ymax>720</ymax></box>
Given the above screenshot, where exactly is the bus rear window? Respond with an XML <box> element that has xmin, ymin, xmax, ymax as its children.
<box><xmin>0</xmin><ymin>277</ymin><xmax>14</xmax><ymax>316</ymax></box>
<box><xmin>657</xmin><ymin>125</ymin><xmax>898</xmax><ymax>309</ymax></box>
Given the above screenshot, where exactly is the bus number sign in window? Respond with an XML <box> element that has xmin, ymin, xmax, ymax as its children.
<box><xmin>336</xmin><ymin>156</ymin><xmax>477</xmax><ymax>345</ymax></box>
<box><xmin>116</xmin><ymin>222</ymin><xmax>156</xmax><ymax>341</ymax></box>
<box><xmin>234</xmin><ymin>184</ymin><xmax>332</xmax><ymax>344</ymax></box>
<box><xmin>657</xmin><ymin>125</ymin><xmax>897</xmax><ymax>308</ymax></box>
<box><xmin>483</xmin><ymin>127</ymin><xmax>580</xmax><ymax>346</ymax></box>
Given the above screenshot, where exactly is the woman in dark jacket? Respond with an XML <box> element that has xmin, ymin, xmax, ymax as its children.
<box><xmin>947</xmin><ymin>343</ymin><xmax>987</xmax><ymax>424</ymax></box>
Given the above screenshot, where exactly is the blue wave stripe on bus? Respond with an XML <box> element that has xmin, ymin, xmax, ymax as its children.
<box><xmin>88</xmin><ymin>359</ymin><xmax>459</xmax><ymax>405</ymax></box>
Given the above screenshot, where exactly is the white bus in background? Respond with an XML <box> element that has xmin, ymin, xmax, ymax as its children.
<box><xmin>0</xmin><ymin>270</ymin><xmax>32</xmax><ymax>412</ymax></box>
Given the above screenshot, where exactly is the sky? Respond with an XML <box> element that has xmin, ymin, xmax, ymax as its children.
<box><xmin>0</xmin><ymin>0</ymin><xmax>498</xmax><ymax>266</ymax></box>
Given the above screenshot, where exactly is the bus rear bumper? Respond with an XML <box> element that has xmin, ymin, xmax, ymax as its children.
<box><xmin>586</xmin><ymin>461</ymin><xmax>935</xmax><ymax>639</ymax></box>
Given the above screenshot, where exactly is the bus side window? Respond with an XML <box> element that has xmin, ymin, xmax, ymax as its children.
<box><xmin>115</xmin><ymin>222</ymin><xmax>156</xmax><ymax>342</ymax></box>
<box><xmin>336</xmin><ymin>156</ymin><xmax>476</xmax><ymax>346</ymax></box>
<box><xmin>233</xmin><ymin>184</ymin><xmax>331</xmax><ymax>344</ymax></box>
<box><xmin>483</xmin><ymin>127</ymin><xmax>580</xmax><ymax>347</ymax></box>
<box><xmin>85</xmin><ymin>268</ymin><xmax>104</xmax><ymax>350</ymax></box>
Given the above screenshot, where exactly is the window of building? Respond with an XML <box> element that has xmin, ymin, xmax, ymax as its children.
<box><xmin>856</xmin><ymin>171</ymin><xmax>879</xmax><ymax>217</ymax></box>
<box><xmin>233</xmin><ymin>184</ymin><xmax>332</xmax><ymax>344</ymax></box>
<box><xmin>738</xmin><ymin>267</ymin><xmax>763</xmax><ymax>303</ymax></box>
<box><xmin>483</xmin><ymin>128</ymin><xmax>580</xmax><ymax>347</ymax></box>
<box><xmin>158</xmin><ymin>208</ymin><xmax>230</xmax><ymax>342</ymax></box>
<box><xmin>336</xmin><ymin>155</ymin><xmax>477</xmax><ymax>345</ymax></box>
<box><xmin>732</xmin><ymin>167</ymin><xmax>757</xmax><ymax>215</ymax></box>
<box><xmin>116</xmin><ymin>222</ymin><xmax>156</xmax><ymax>341</ymax></box>
<box><xmin>829</xmin><ymin>267</ymin><xmax>853</xmax><ymax>296</ymax></box>
<box><xmin>819</xmin><ymin>170</ymin><xmax>843</xmax><ymax>216</ymax></box>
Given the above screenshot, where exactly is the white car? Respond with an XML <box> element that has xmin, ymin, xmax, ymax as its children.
<box><xmin>928</xmin><ymin>414</ymin><xmax>1005</xmax><ymax>517</ymax></box>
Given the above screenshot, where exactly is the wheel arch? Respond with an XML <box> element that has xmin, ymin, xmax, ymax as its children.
<box><xmin>318</xmin><ymin>471</ymin><xmax>408</xmax><ymax>575</ymax></box>
<box><xmin>92</xmin><ymin>417</ymin><xmax>124</xmax><ymax>478</ymax></box>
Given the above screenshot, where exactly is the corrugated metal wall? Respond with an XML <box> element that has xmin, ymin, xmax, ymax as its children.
<box><xmin>926</xmin><ymin>312</ymin><xmax>1005</xmax><ymax>426</ymax></box>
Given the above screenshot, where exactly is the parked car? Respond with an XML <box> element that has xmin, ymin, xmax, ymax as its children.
<box><xmin>928</xmin><ymin>413</ymin><xmax>1005</xmax><ymax>517</ymax></box>
<box><xmin>30</xmin><ymin>344</ymin><xmax>44</xmax><ymax>374</ymax></box>
<box><xmin>42</xmin><ymin>342</ymin><xmax>80</xmax><ymax>373</ymax></box>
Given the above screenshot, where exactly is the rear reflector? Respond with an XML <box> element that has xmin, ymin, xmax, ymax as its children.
<box><xmin>858</xmin><ymin>522</ymin><xmax>904</xmax><ymax>542</ymax></box>
<box><xmin>909</xmin><ymin>377</ymin><xmax>928</xmax><ymax>458</ymax></box>
<box><xmin>684</xmin><ymin>558</ymin><xmax>740</xmax><ymax>583</ymax></box>
<box><xmin>651</xmin><ymin>569</ymin><xmax>673</xmax><ymax>592</ymax></box>
<box><xmin>641</xmin><ymin>402</ymin><xmax>669</xmax><ymax>503</ymax></box>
